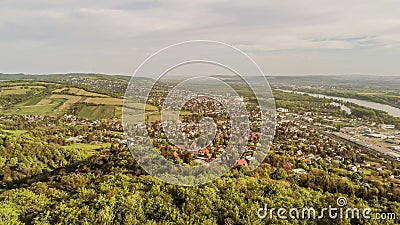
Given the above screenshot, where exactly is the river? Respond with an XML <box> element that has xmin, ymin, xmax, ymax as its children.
<box><xmin>277</xmin><ymin>89</ymin><xmax>400</xmax><ymax>118</ymax></box>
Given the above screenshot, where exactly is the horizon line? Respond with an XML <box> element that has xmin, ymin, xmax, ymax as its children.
<box><xmin>1</xmin><ymin>72</ymin><xmax>399</xmax><ymax>77</ymax></box>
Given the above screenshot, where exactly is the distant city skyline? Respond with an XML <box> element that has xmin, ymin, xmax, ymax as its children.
<box><xmin>1</xmin><ymin>1</ymin><xmax>399</xmax><ymax>76</ymax></box>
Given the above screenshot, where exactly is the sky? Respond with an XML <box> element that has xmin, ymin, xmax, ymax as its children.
<box><xmin>0</xmin><ymin>0</ymin><xmax>399</xmax><ymax>76</ymax></box>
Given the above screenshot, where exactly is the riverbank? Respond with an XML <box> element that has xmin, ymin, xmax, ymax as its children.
<box><xmin>276</xmin><ymin>89</ymin><xmax>400</xmax><ymax>118</ymax></box>
<box><xmin>291</xmin><ymin>88</ymin><xmax>400</xmax><ymax>110</ymax></box>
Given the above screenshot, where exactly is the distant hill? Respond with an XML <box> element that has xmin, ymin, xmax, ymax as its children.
<box><xmin>2</xmin><ymin>73</ymin><xmax>399</xmax><ymax>91</ymax></box>
<box><xmin>0</xmin><ymin>73</ymin><xmax>131</xmax><ymax>82</ymax></box>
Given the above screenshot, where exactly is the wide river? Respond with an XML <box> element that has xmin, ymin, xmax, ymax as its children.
<box><xmin>277</xmin><ymin>89</ymin><xmax>400</xmax><ymax>118</ymax></box>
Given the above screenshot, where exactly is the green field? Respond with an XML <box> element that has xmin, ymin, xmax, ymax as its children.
<box><xmin>1</xmin><ymin>98</ymin><xmax>66</xmax><ymax>115</ymax></box>
<box><xmin>5</xmin><ymin>104</ymin><xmax>58</xmax><ymax>115</ymax></box>
<box><xmin>78</xmin><ymin>105</ymin><xmax>120</xmax><ymax>120</ymax></box>
<box><xmin>0</xmin><ymin>88</ymin><xmax>28</xmax><ymax>95</ymax></box>
<box><xmin>84</xmin><ymin>97</ymin><xmax>123</xmax><ymax>105</ymax></box>
<box><xmin>0</xmin><ymin>92</ymin><xmax>154</xmax><ymax>118</ymax></box>
<box><xmin>0</xmin><ymin>81</ymin><xmax>157</xmax><ymax>119</ymax></box>
<box><xmin>86</xmin><ymin>98</ymin><xmax>158</xmax><ymax>109</ymax></box>
<box><xmin>49</xmin><ymin>94</ymin><xmax>82</xmax><ymax>111</ymax></box>
<box><xmin>53</xmin><ymin>87</ymin><xmax>109</xmax><ymax>97</ymax></box>
<box><xmin>0</xmin><ymin>85</ymin><xmax>46</xmax><ymax>96</ymax></box>
<box><xmin>130</xmin><ymin>102</ymin><xmax>158</xmax><ymax>111</ymax></box>
<box><xmin>63</xmin><ymin>143</ymin><xmax>112</xmax><ymax>155</ymax></box>
<box><xmin>23</xmin><ymin>97</ymin><xmax>44</xmax><ymax>106</ymax></box>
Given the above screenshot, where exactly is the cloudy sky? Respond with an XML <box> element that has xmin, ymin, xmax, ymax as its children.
<box><xmin>0</xmin><ymin>0</ymin><xmax>399</xmax><ymax>76</ymax></box>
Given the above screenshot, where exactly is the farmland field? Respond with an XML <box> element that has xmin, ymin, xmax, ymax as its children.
<box><xmin>0</xmin><ymin>85</ymin><xmax>45</xmax><ymax>96</ymax></box>
<box><xmin>84</xmin><ymin>97</ymin><xmax>123</xmax><ymax>105</ymax></box>
<box><xmin>53</xmin><ymin>87</ymin><xmax>108</xmax><ymax>97</ymax></box>
<box><xmin>52</xmin><ymin>88</ymin><xmax>67</xmax><ymax>93</ymax></box>
<box><xmin>36</xmin><ymin>98</ymin><xmax>52</xmax><ymax>105</ymax></box>
<box><xmin>78</xmin><ymin>105</ymin><xmax>119</xmax><ymax>120</ymax></box>
<box><xmin>0</xmin><ymin>93</ymin><xmax>87</xmax><ymax>115</ymax></box>
<box><xmin>0</xmin><ymin>83</ymin><xmax>156</xmax><ymax>119</ymax></box>
<box><xmin>4</xmin><ymin>104</ymin><xmax>59</xmax><ymax>115</ymax></box>
<box><xmin>49</xmin><ymin>94</ymin><xmax>82</xmax><ymax>111</ymax></box>
<box><xmin>0</xmin><ymin>79</ymin><xmax>160</xmax><ymax>122</ymax></box>
<box><xmin>129</xmin><ymin>102</ymin><xmax>158</xmax><ymax>111</ymax></box>
<box><xmin>0</xmin><ymin>88</ymin><xmax>28</xmax><ymax>95</ymax></box>
<box><xmin>1</xmin><ymin>98</ymin><xmax>66</xmax><ymax>115</ymax></box>
<box><xmin>23</xmin><ymin>97</ymin><xmax>45</xmax><ymax>106</ymax></box>
<box><xmin>115</xmin><ymin>106</ymin><xmax>122</xmax><ymax>118</ymax></box>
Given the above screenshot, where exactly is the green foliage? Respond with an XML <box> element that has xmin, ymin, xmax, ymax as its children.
<box><xmin>270</xmin><ymin>168</ymin><xmax>288</xmax><ymax>180</ymax></box>
<box><xmin>0</xmin><ymin>145</ymin><xmax>398</xmax><ymax>224</ymax></box>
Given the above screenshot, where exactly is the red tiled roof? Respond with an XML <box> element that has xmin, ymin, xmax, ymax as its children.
<box><xmin>237</xmin><ymin>159</ymin><xmax>248</xmax><ymax>167</ymax></box>
<box><xmin>304</xmin><ymin>158</ymin><xmax>312</xmax><ymax>163</ymax></box>
<box><xmin>284</xmin><ymin>162</ymin><xmax>294</xmax><ymax>168</ymax></box>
